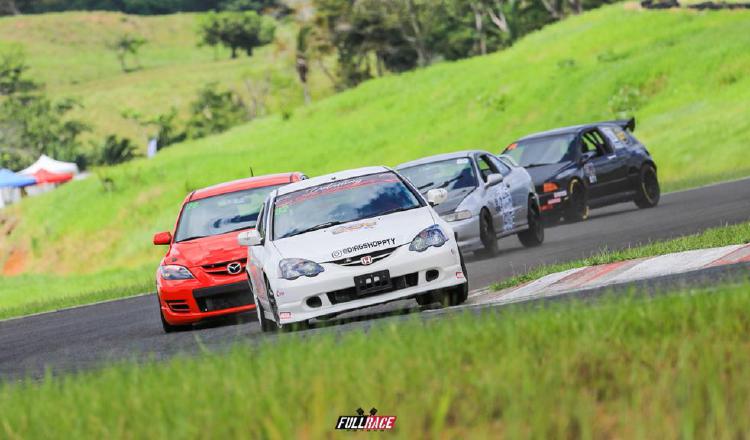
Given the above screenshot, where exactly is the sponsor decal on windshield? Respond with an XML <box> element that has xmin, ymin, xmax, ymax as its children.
<box><xmin>277</xmin><ymin>173</ymin><xmax>400</xmax><ymax>208</ymax></box>
<box><xmin>331</xmin><ymin>238</ymin><xmax>396</xmax><ymax>259</ymax></box>
<box><xmin>331</xmin><ymin>221</ymin><xmax>378</xmax><ymax>235</ymax></box>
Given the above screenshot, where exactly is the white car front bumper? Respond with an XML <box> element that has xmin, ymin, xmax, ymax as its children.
<box><xmin>271</xmin><ymin>243</ymin><xmax>466</xmax><ymax>323</ymax></box>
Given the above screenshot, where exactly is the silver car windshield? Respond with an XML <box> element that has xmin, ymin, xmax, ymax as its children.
<box><xmin>174</xmin><ymin>185</ymin><xmax>284</xmax><ymax>242</ymax></box>
<box><xmin>272</xmin><ymin>172</ymin><xmax>421</xmax><ymax>240</ymax></box>
<box><xmin>399</xmin><ymin>158</ymin><xmax>478</xmax><ymax>193</ymax></box>
<box><xmin>505</xmin><ymin>134</ymin><xmax>577</xmax><ymax>167</ymax></box>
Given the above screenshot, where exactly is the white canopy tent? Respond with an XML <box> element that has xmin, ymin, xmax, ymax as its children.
<box><xmin>19</xmin><ymin>154</ymin><xmax>79</xmax><ymax>176</ymax></box>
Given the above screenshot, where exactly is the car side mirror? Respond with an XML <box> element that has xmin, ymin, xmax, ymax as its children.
<box><xmin>238</xmin><ymin>229</ymin><xmax>262</xmax><ymax>247</ymax></box>
<box><xmin>153</xmin><ymin>231</ymin><xmax>172</xmax><ymax>246</ymax></box>
<box><xmin>426</xmin><ymin>188</ymin><xmax>448</xmax><ymax>206</ymax></box>
<box><xmin>486</xmin><ymin>173</ymin><xmax>503</xmax><ymax>187</ymax></box>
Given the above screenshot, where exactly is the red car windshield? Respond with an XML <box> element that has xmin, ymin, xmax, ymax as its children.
<box><xmin>272</xmin><ymin>172</ymin><xmax>422</xmax><ymax>240</ymax></box>
<box><xmin>175</xmin><ymin>185</ymin><xmax>285</xmax><ymax>242</ymax></box>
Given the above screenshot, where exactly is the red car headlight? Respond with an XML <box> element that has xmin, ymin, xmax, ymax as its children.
<box><xmin>159</xmin><ymin>265</ymin><xmax>194</xmax><ymax>280</ymax></box>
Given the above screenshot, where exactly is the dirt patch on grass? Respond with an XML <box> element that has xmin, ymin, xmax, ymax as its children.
<box><xmin>2</xmin><ymin>246</ymin><xmax>27</xmax><ymax>276</ymax></box>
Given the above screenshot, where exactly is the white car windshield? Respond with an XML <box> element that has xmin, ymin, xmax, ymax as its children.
<box><xmin>272</xmin><ymin>172</ymin><xmax>422</xmax><ymax>240</ymax></box>
<box><xmin>505</xmin><ymin>134</ymin><xmax>577</xmax><ymax>167</ymax></box>
<box><xmin>175</xmin><ymin>185</ymin><xmax>284</xmax><ymax>242</ymax></box>
<box><xmin>399</xmin><ymin>158</ymin><xmax>478</xmax><ymax>193</ymax></box>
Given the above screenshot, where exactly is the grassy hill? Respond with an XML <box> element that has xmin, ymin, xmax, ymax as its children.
<box><xmin>0</xmin><ymin>11</ymin><xmax>334</xmax><ymax>144</ymax></box>
<box><xmin>1</xmin><ymin>3</ymin><xmax>750</xmax><ymax>315</ymax></box>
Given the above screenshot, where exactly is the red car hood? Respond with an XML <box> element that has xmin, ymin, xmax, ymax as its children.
<box><xmin>165</xmin><ymin>232</ymin><xmax>247</xmax><ymax>268</ymax></box>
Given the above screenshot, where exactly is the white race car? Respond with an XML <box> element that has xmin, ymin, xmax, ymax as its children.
<box><xmin>238</xmin><ymin>166</ymin><xmax>468</xmax><ymax>331</ymax></box>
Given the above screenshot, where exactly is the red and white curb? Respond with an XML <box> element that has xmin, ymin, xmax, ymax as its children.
<box><xmin>468</xmin><ymin>243</ymin><xmax>750</xmax><ymax>306</ymax></box>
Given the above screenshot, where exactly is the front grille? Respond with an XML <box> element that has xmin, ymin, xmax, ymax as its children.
<box><xmin>329</xmin><ymin>247</ymin><xmax>399</xmax><ymax>266</ymax></box>
<box><xmin>202</xmin><ymin>258</ymin><xmax>247</xmax><ymax>276</ymax></box>
<box><xmin>327</xmin><ymin>272</ymin><xmax>418</xmax><ymax>304</ymax></box>
<box><xmin>193</xmin><ymin>281</ymin><xmax>254</xmax><ymax>312</ymax></box>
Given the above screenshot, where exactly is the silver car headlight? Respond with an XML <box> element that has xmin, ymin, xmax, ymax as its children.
<box><xmin>279</xmin><ymin>258</ymin><xmax>325</xmax><ymax>280</ymax></box>
<box><xmin>159</xmin><ymin>265</ymin><xmax>194</xmax><ymax>280</ymax></box>
<box><xmin>442</xmin><ymin>210</ymin><xmax>472</xmax><ymax>222</ymax></box>
<box><xmin>409</xmin><ymin>225</ymin><xmax>448</xmax><ymax>252</ymax></box>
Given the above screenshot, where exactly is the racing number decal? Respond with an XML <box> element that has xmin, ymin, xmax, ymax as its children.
<box><xmin>494</xmin><ymin>184</ymin><xmax>514</xmax><ymax>232</ymax></box>
<box><xmin>584</xmin><ymin>162</ymin><xmax>597</xmax><ymax>184</ymax></box>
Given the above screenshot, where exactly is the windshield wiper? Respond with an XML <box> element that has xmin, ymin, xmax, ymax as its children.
<box><xmin>417</xmin><ymin>182</ymin><xmax>434</xmax><ymax>190</ymax></box>
<box><xmin>177</xmin><ymin>235</ymin><xmax>207</xmax><ymax>242</ymax></box>
<box><xmin>377</xmin><ymin>206</ymin><xmax>418</xmax><ymax>217</ymax></box>
<box><xmin>523</xmin><ymin>162</ymin><xmax>556</xmax><ymax>168</ymax></box>
<box><xmin>293</xmin><ymin>221</ymin><xmax>346</xmax><ymax>236</ymax></box>
<box><xmin>436</xmin><ymin>175</ymin><xmax>462</xmax><ymax>189</ymax></box>
<box><xmin>224</xmin><ymin>225</ymin><xmax>255</xmax><ymax>234</ymax></box>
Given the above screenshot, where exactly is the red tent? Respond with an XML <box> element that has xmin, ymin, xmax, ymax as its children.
<box><xmin>32</xmin><ymin>169</ymin><xmax>74</xmax><ymax>184</ymax></box>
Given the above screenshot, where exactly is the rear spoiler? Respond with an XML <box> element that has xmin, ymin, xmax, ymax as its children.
<box><xmin>610</xmin><ymin>117</ymin><xmax>636</xmax><ymax>132</ymax></box>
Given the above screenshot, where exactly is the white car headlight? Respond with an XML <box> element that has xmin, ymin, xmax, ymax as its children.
<box><xmin>279</xmin><ymin>258</ymin><xmax>325</xmax><ymax>280</ymax></box>
<box><xmin>409</xmin><ymin>224</ymin><xmax>448</xmax><ymax>252</ymax></box>
<box><xmin>442</xmin><ymin>210</ymin><xmax>472</xmax><ymax>222</ymax></box>
<box><xmin>159</xmin><ymin>265</ymin><xmax>194</xmax><ymax>280</ymax></box>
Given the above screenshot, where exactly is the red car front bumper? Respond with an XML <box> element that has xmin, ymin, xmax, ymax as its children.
<box><xmin>158</xmin><ymin>273</ymin><xmax>256</xmax><ymax>325</ymax></box>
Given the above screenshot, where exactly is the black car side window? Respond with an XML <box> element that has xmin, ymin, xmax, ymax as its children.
<box><xmin>582</xmin><ymin>130</ymin><xmax>612</xmax><ymax>156</ymax></box>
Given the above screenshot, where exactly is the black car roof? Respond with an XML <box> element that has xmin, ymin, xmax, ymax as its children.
<box><xmin>517</xmin><ymin>118</ymin><xmax>635</xmax><ymax>141</ymax></box>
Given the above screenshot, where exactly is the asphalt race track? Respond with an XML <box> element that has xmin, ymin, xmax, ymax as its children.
<box><xmin>1</xmin><ymin>178</ymin><xmax>749</xmax><ymax>380</ymax></box>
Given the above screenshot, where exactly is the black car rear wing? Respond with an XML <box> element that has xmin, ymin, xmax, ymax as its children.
<box><xmin>606</xmin><ymin>117</ymin><xmax>636</xmax><ymax>132</ymax></box>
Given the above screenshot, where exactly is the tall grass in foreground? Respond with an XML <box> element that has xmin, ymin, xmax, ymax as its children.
<box><xmin>3</xmin><ymin>281</ymin><xmax>750</xmax><ymax>439</ymax></box>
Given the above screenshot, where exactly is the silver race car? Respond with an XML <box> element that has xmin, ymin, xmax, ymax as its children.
<box><xmin>397</xmin><ymin>150</ymin><xmax>544</xmax><ymax>255</ymax></box>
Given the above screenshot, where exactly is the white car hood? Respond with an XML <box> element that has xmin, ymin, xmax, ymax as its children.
<box><xmin>272</xmin><ymin>207</ymin><xmax>437</xmax><ymax>262</ymax></box>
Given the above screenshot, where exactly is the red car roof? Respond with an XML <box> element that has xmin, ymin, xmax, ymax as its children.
<box><xmin>189</xmin><ymin>172</ymin><xmax>304</xmax><ymax>201</ymax></box>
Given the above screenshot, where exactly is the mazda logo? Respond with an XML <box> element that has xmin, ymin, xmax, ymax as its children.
<box><xmin>227</xmin><ymin>262</ymin><xmax>242</xmax><ymax>274</ymax></box>
<box><xmin>360</xmin><ymin>255</ymin><xmax>373</xmax><ymax>266</ymax></box>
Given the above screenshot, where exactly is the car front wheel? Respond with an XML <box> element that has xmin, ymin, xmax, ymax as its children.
<box><xmin>564</xmin><ymin>179</ymin><xmax>590</xmax><ymax>222</ymax></box>
<box><xmin>478</xmin><ymin>209</ymin><xmax>499</xmax><ymax>256</ymax></box>
<box><xmin>518</xmin><ymin>198</ymin><xmax>544</xmax><ymax>247</ymax></box>
<box><xmin>159</xmin><ymin>307</ymin><xmax>192</xmax><ymax>333</ymax></box>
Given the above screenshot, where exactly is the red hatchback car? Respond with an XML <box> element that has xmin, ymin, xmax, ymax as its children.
<box><xmin>153</xmin><ymin>172</ymin><xmax>306</xmax><ymax>332</ymax></box>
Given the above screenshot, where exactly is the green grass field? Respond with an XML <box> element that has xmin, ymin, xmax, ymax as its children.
<box><xmin>3</xmin><ymin>280</ymin><xmax>750</xmax><ymax>438</ymax></box>
<box><xmin>2</xmin><ymin>4</ymin><xmax>750</xmax><ymax>316</ymax></box>
<box><xmin>0</xmin><ymin>11</ymin><xmax>334</xmax><ymax>143</ymax></box>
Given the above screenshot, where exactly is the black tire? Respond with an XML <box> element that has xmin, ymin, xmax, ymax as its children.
<box><xmin>564</xmin><ymin>179</ymin><xmax>590</xmax><ymax>222</ymax></box>
<box><xmin>442</xmin><ymin>250</ymin><xmax>469</xmax><ymax>306</ymax></box>
<box><xmin>634</xmin><ymin>164</ymin><xmax>660</xmax><ymax>209</ymax></box>
<box><xmin>264</xmin><ymin>277</ymin><xmax>309</xmax><ymax>332</ymax></box>
<box><xmin>250</xmin><ymin>275</ymin><xmax>276</xmax><ymax>332</ymax></box>
<box><xmin>518</xmin><ymin>198</ymin><xmax>544</xmax><ymax>247</ymax></box>
<box><xmin>478</xmin><ymin>209</ymin><xmax>499</xmax><ymax>256</ymax></box>
<box><xmin>255</xmin><ymin>300</ymin><xmax>278</xmax><ymax>332</ymax></box>
<box><xmin>159</xmin><ymin>307</ymin><xmax>192</xmax><ymax>333</ymax></box>
<box><xmin>417</xmin><ymin>250</ymin><xmax>468</xmax><ymax>307</ymax></box>
<box><xmin>415</xmin><ymin>291</ymin><xmax>440</xmax><ymax>306</ymax></box>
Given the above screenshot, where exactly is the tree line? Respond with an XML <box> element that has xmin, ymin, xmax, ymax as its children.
<box><xmin>297</xmin><ymin>0</ymin><xmax>617</xmax><ymax>89</ymax></box>
<box><xmin>0</xmin><ymin>51</ymin><xmax>255</xmax><ymax>170</ymax></box>
<box><xmin>0</xmin><ymin>0</ymin><xmax>285</xmax><ymax>15</ymax></box>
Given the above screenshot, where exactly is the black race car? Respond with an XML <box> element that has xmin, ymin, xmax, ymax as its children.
<box><xmin>501</xmin><ymin>118</ymin><xmax>660</xmax><ymax>222</ymax></box>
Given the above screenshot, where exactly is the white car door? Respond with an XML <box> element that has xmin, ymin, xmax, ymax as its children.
<box><xmin>491</xmin><ymin>155</ymin><xmax>527</xmax><ymax>229</ymax></box>
<box><xmin>476</xmin><ymin>154</ymin><xmax>515</xmax><ymax>235</ymax></box>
